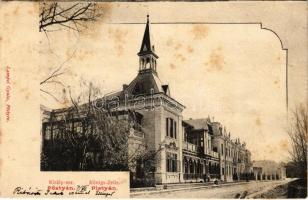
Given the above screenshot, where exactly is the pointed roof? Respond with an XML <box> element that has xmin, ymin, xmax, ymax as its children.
<box><xmin>124</xmin><ymin>72</ymin><xmax>165</xmax><ymax>96</ymax></box>
<box><xmin>138</xmin><ymin>15</ymin><xmax>158</xmax><ymax>58</ymax></box>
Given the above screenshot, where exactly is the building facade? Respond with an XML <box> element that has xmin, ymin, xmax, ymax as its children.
<box><xmin>41</xmin><ymin>16</ymin><xmax>253</xmax><ymax>185</ymax></box>
<box><xmin>252</xmin><ymin>160</ymin><xmax>286</xmax><ymax>181</ymax></box>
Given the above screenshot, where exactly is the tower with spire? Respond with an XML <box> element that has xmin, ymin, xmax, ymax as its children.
<box><xmin>123</xmin><ymin>15</ymin><xmax>172</xmax><ymax>96</ymax></box>
<box><xmin>104</xmin><ymin>15</ymin><xmax>185</xmax><ymax>184</ymax></box>
<box><xmin>137</xmin><ymin>15</ymin><xmax>158</xmax><ymax>75</ymax></box>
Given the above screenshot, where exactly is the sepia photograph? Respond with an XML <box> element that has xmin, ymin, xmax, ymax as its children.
<box><xmin>0</xmin><ymin>1</ymin><xmax>307</xmax><ymax>199</ymax></box>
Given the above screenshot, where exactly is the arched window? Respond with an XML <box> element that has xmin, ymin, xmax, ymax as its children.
<box><xmin>184</xmin><ymin>158</ymin><xmax>188</xmax><ymax>173</ymax></box>
<box><xmin>189</xmin><ymin>160</ymin><xmax>194</xmax><ymax>174</ymax></box>
<box><xmin>145</xmin><ymin>57</ymin><xmax>151</xmax><ymax>69</ymax></box>
<box><xmin>143</xmin><ymin>58</ymin><xmax>146</xmax><ymax>69</ymax></box>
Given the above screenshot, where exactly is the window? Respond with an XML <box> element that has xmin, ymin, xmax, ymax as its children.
<box><xmin>133</xmin><ymin>82</ymin><xmax>143</xmax><ymax>94</ymax></box>
<box><xmin>44</xmin><ymin>125</ymin><xmax>52</xmax><ymax>140</ymax></box>
<box><xmin>136</xmin><ymin>159</ymin><xmax>144</xmax><ymax>178</ymax></box>
<box><xmin>174</xmin><ymin>120</ymin><xmax>177</xmax><ymax>139</ymax></box>
<box><xmin>66</xmin><ymin>122</ymin><xmax>73</xmax><ymax>132</ymax></box>
<box><xmin>166</xmin><ymin>118</ymin><xmax>169</xmax><ymax>137</ymax></box>
<box><xmin>221</xmin><ymin>144</ymin><xmax>224</xmax><ymax>155</ymax></box>
<box><xmin>145</xmin><ymin>58</ymin><xmax>150</xmax><ymax>69</ymax></box>
<box><xmin>209</xmin><ymin>162</ymin><xmax>212</xmax><ymax>173</ymax></box>
<box><xmin>53</xmin><ymin>125</ymin><xmax>59</xmax><ymax>139</ymax></box>
<box><xmin>222</xmin><ymin>167</ymin><xmax>225</xmax><ymax>175</ymax></box>
<box><xmin>73</xmin><ymin>121</ymin><xmax>83</xmax><ymax>136</ymax></box>
<box><xmin>166</xmin><ymin>153</ymin><xmax>178</xmax><ymax>172</ymax></box>
<box><xmin>166</xmin><ymin>118</ymin><xmax>177</xmax><ymax>139</ymax></box>
<box><xmin>208</xmin><ymin>139</ymin><xmax>210</xmax><ymax>150</ymax></box>
<box><xmin>170</xmin><ymin>118</ymin><xmax>173</xmax><ymax>138</ymax></box>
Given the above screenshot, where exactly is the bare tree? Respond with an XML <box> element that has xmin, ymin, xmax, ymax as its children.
<box><xmin>39</xmin><ymin>49</ymin><xmax>77</xmax><ymax>103</ymax></box>
<box><xmin>39</xmin><ymin>2</ymin><xmax>101</xmax><ymax>33</ymax></box>
<box><xmin>41</xmin><ymin>82</ymin><xmax>160</xmax><ymax>174</ymax></box>
<box><xmin>288</xmin><ymin>106</ymin><xmax>307</xmax><ymax>178</ymax></box>
<box><xmin>39</xmin><ymin>2</ymin><xmax>103</xmax><ymax>103</ymax></box>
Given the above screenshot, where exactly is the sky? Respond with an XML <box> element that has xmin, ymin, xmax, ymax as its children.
<box><xmin>40</xmin><ymin>9</ymin><xmax>289</xmax><ymax>162</ymax></box>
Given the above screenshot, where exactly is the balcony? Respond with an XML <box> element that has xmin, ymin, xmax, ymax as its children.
<box><xmin>182</xmin><ymin>141</ymin><xmax>197</xmax><ymax>153</ymax></box>
<box><xmin>209</xmin><ymin>151</ymin><xmax>219</xmax><ymax>159</ymax></box>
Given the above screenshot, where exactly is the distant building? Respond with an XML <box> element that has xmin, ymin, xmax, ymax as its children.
<box><xmin>252</xmin><ymin>160</ymin><xmax>286</xmax><ymax>180</ymax></box>
<box><xmin>183</xmin><ymin>118</ymin><xmax>252</xmax><ymax>182</ymax></box>
<box><xmin>253</xmin><ymin>167</ymin><xmax>263</xmax><ymax>180</ymax></box>
<box><xmin>41</xmin><ymin>15</ymin><xmax>253</xmax><ymax>185</ymax></box>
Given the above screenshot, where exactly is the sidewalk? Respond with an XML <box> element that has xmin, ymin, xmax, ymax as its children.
<box><xmin>130</xmin><ymin>181</ymin><xmax>251</xmax><ymax>197</ymax></box>
<box><xmin>245</xmin><ymin>179</ymin><xmax>292</xmax><ymax>198</ymax></box>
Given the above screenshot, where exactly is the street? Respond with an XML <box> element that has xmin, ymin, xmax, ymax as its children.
<box><xmin>132</xmin><ymin>180</ymin><xmax>291</xmax><ymax>198</ymax></box>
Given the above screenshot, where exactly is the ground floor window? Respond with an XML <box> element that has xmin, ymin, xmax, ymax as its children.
<box><xmin>44</xmin><ymin>125</ymin><xmax>52</xmax><ymax>140</ymax></box>
<box><xmin>136</xmin><ymin>159</ymin><xmax>144</xmax><ymax>178</ymax></box>
<box><xmin>166</xmin><ymin>152</ymin><xmax>178</xmax><ymax>172</ymax></box>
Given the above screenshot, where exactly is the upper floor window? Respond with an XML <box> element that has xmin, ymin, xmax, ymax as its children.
<box><xmin>208</xmin><ymin>139</ymin><xmax>211</xmax><ymax>150</ymax></box>
<box><xmin>221</xmin><ymin>144</ymin><xmax>224</xmax><ymax>155</ymax></box>
<box><xmin>166</xmin><ymin>118</ymin><xmax>177</xmax><ymax>139</ymax></box>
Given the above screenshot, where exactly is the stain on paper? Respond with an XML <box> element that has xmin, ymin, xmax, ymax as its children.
<box><xmin>205</xmin><ymin>47</ymin><xmax>225</xmax><ymax>72</ymax></box>
<box><xmin>191</xmin><ymin>25</ymin><xmax>209</xmax><ymax>40</ymax></box>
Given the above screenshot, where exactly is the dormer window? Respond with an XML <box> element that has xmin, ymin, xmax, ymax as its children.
<box><xmin>162</xmin><ymin>85</ymin><xmax>170</xmax><ymax>96</ymax></box>
<box><xmin>133</xmin><ymin>82</ymin><xmax>143</xmax><ymax>95</ymax></box>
